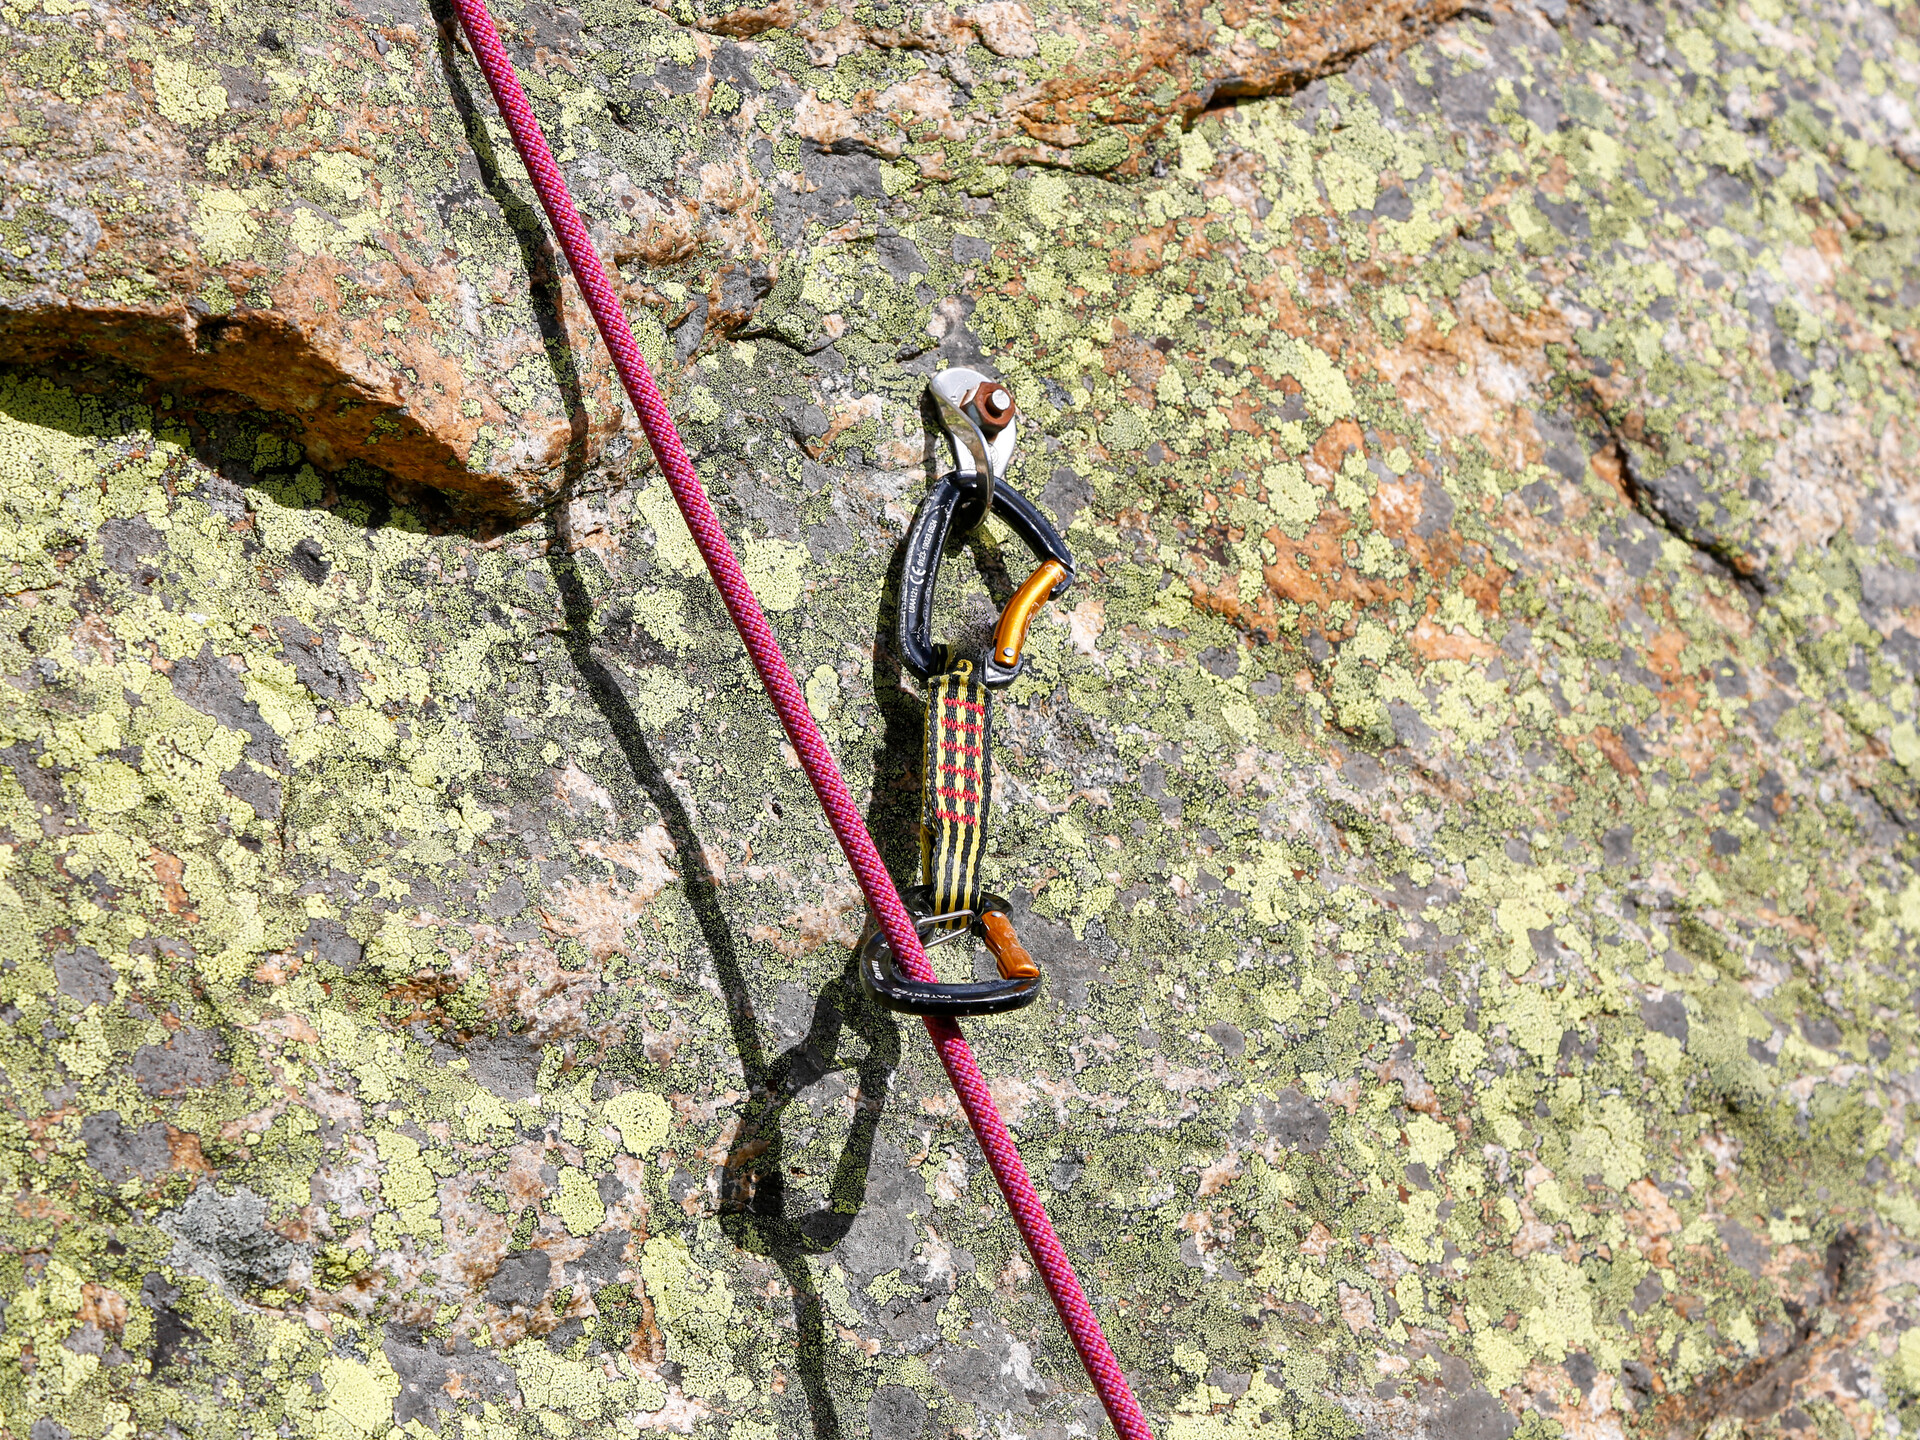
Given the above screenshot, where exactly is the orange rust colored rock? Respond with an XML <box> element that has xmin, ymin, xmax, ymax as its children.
<box><xmin>1111</xmin><ymin>227</ymin><xmax>1174</xmax><ymax>276</ymax></box>
<box><xmin>1581</xmin><ymin>728</ymin><xmax>1643</xmax><ymax>780</ymax></box>
<box><xmin>1007</xmin><ymin>0</ymin><xmax>1470</xmax><ymax>145</ymax></box>
<box><xmin>150</xmin><ymin>848</ymin><xmax>195</xmax><ymax>921</ymax></box>
<box><xmin>78</xmin><ymin>1284</ymin><xmax>130</xmax><ymax>1337</ymax></box>
<box><xmin>1372</xmin><ymin>282</ymin><xmax>1573</xmax><ymax>459</ymax></box>
<box><xmin>1588</xmin><ymin>441</ymin><xmax>1634</xmax><ymax>503</ymax></box>
<box><xmin>1646</xmin><ymin>630</ymin><xmax>1691</xmax><ymax>679</ymax></box>
<box><xmin>166</xmin><ymin>1126</ymin><xmax>214</xmax><ymax>1174</ymax></box>
<box><xmin>8</xmin><ymin>0</ymin><xmax>1461</xmax><ymax>514</ymax></box>
<box><xmin>0</xmin><ymin>8</ymin><xmax>677</xmax><ymax>515</ymax></box>
<box><xmin>1259</xmin><ymin>507</ymin><xmax>1414</xmax><ymax>616</ymax></box>
<box><xmin>1105</xmin><ymin>332</ymin><xmax>1169</xmax><ymax>405</ymax></box>
<box><xmin>701</xmin><ymin>0</ymin><xmax>799</xmax><ymax>37</ymax></box>
<box><xmin>660</xmin><ymin>0</ymin><xmax>1463</xmax><ymax>173</ymax></box>
<box><xmin>1408</xmin><ymin>618</ymin><xmax>1500</xmax><ymax>663</ymax></box>
<box><xmin>1371</xmin><ymin>477</ymin><xmax>1428</xmax><ymax>540</ymax></box>
<box><xmin>1303</xmin><ymin>419</ymin><xmax>1367</xmax><ymax>488</ymax></box>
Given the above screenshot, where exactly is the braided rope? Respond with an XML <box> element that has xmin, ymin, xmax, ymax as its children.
<box><xmin>444</xmin><ymin>6</ymin><xmax>1154</xmax><ymax>1435</ymax></box>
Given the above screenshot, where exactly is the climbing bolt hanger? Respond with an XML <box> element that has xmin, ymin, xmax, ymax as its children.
<box><xmin>859</xmin><ymin>370</ymin><xmax>1075</xmax><ymax>1018</ymax></box>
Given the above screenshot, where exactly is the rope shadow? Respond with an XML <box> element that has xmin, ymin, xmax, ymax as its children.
<box><xmin>545</xmin><ymin>508</ymin><xmax>897</xmax><ymax>1438</ymax></box>
<box><xmin>435</xmin><ymin>12</ymin><xmax>898</xmax><ymax>1430</ymax></box>
<box><xmin>436</xmin><ymin>21</ymin><xmax>914</xmax><ymax>1421</ymax></box>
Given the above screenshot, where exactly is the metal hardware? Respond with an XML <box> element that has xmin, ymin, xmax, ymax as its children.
<box><xmin>857</xmin><ymin>884</ymin><xmax>1042</xmax><ymax>1017</ymax></box>
<box><xmin>930</xmin><ymin>367</ymin><xmax>1019</xmax><ymax>531</ymax></box>
<box><xmin>897</xmin><ymin>475</ymin><xmax>1074</xmax><ymax>688</ymax></box>
<box><xmin>920</xmin><ymin>913</ymin><xmax>977</xmax><ymax>949</ymax></box>
<box><xmin>992</xmin><ymin>557</ymin><xmax>1070</xmax><ymax>672</ymax></box>
<box><xmin>857</xmin><ymin>367</ymin><xmax>1076</xmax><ymax>1019</ymax></box>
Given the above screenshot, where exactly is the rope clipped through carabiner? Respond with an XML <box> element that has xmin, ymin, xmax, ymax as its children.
<box><xmin>443</xmin><ymin>5</ymin><xmax>1154</xmax><ymax>1436</ymax></box>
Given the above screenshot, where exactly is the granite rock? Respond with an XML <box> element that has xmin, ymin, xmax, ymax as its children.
<box><xmin>6</xmin><ymin>0</ymin><xmax>1920</xmax><ymax>1437</ymax></box>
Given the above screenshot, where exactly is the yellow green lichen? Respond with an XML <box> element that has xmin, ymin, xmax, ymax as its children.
<box><xmin>8</xmin><ymin>0</ymin><xmax>1920</xmax><ymax>1435</ymax></box>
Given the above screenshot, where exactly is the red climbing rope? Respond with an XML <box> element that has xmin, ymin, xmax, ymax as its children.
<box><xmin>444</xmin><ymin>5</ymin><xmax>1154</xmax><ymax>1435</ymax></box>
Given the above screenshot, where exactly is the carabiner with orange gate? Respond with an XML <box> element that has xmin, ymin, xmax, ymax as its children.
<box><xmin>859</xmin><ymin>369</ymin><xmax>1074</xmax><ymax>1018</ymax></box>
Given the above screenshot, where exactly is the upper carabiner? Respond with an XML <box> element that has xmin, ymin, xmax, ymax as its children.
<box><xmin>899</xmin><ymin>370</ymin><xmax>1075</xmax><ymax>687</ymax></box>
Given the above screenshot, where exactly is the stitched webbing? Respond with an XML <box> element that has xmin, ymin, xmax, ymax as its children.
<box><xmin>443</xmin><ymin>6</ymin><xmax>1153</xmax><ymax>1436</ymax></box>
<box><xmin>923</xmin><ymin>662</ymin><xmax>991</xmax><ymax>922</ymax></box>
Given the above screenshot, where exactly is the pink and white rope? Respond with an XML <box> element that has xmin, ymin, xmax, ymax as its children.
<box><xmin>444</xmin><ymin>5</ymin><xmax>1153</xmax><ymax>1435</ymax></box>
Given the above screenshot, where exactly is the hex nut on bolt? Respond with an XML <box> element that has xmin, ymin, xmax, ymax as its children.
<box><xmin>969</xmin><ymin>383</ymin><xmax>1015</xmax><ymax>435</ymax></box>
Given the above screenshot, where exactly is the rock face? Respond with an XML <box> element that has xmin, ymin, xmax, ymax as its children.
<box><xmin>1</xmin><ymin>0</ymin><xmax>1462</xmax><ymax>517</ymax></box>
<box><xmin>7</xmin><ymin>0</ymin><xmax>1920</xmax><ymax>1438</ymax></box>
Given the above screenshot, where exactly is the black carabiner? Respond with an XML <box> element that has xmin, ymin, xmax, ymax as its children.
<box><xmin>896</xmin><ymin>474</ymin><xmax>1075</xmax><ymax>688</ymax></box>
<box><xmin>857</xmin><ymin>885</ymin><xmax>1042</xmax><ymax>1017</ymax></box>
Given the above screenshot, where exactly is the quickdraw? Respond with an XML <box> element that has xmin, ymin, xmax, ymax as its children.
<box><xmin>859</xmin><ymin>369</ymin><xmax>1074</xmax><ymax>1018</ymax></box>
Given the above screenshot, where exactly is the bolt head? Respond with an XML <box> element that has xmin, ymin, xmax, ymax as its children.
<box><xmin>971</xmin><ymin>383</ymin><xmax>1015</xmax><ymax>434</ymax></box>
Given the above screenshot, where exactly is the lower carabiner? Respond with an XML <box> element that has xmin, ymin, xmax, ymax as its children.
<box><xmin>857</xmin><ymin>885</ymin><xmax>1042</xmax><ymax>1017</ymax></box>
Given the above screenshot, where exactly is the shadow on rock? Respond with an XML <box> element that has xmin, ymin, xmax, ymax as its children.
<box><xmin>543</xmin><ymin>500</ymin><xmax>901</xmax><ymax>1440</ymax></box>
